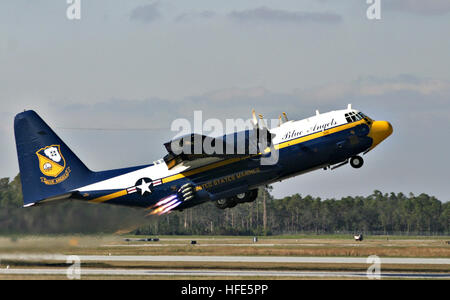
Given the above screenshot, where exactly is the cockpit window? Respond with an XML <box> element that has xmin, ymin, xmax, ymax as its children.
<box><xmin>345</xmin><ymin>111</ymin><xmax>371</xmax><ymax>124</ymax></box>
<box><xmin>345</xmin><ymin>112</ymin><xmax>360</xmax><ymax>123</ymax></box>
<box><xmin>358</xmin><ymin>112</ymin><xmax>373</xmax><ymax>125</ymax></box>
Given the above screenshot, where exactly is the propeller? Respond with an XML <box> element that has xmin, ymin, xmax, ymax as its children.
<box><xmin>251</xmin><ymin>109</ymin><xmax>259</xmax><ymax>128</ymax></box>
<box><xmin>250</xmin><ymin>109</ymin><xmax>279</xmax><ymax>165</ymax></box>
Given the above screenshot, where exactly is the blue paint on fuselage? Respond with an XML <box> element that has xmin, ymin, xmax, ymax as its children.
<box><xmin>81</xmin><ymin>123</ymin><xmax>373</xmax><ymax>209</ymax></box>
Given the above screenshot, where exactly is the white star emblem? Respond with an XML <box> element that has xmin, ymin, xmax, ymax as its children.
<box><xmin>136</xmin><ymin>179</ymin><xmax>152</xmax><ymax>195</ymax></box>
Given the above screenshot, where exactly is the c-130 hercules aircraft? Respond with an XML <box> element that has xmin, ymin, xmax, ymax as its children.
<box><xmin>14</xmin><ymin>105</ymin><xmax>392</xmax><ymax>215</ymax></box>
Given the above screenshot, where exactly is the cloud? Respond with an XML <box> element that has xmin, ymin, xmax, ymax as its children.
<box><xmin>385</xmin><ymin>0</ymin><xmax>450</xmax><ymax>16</ymax></box>
<box><xmin>295</xmin><ymin>75</ymin><xmax>450</xmax><ymax>104</ymax></box>
<box><xmin>200</xmin><ymin>87</ymin><xmax>271</xmax><ymax>102</ymax></box>
<box><xmin>130</xmin><ymin>2</ymin><xmax>161</xmax><ymax>23</ymax></box>
<box><xmin>356</xmin><ymin>75</ymin><xmax>450</xmax><ymax>96</ymax></box>
<box><xmin>173</xmin><ymin>7</ymin><xmax>342</xmax><ymax>25</ymax></box>
<box><xmin>228</xmin><ymin>6</ymin><xmax>342</xmax><ymax>24</ymax></box>
<box><xmin>175</xmin><ymin>11</ymin><xmax>216</xmax><ymax>22</ymax></box>
<box><xmin>184</xmin><ymin>75</ymin><xmax>450</xmax><ymax>120</ymax></box>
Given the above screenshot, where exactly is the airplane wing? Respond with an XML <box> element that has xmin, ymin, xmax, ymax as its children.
<box><xmin>163</xmin><ymin>133</ymin><xmax>253</xmax><ymax>170</ymax></box>
<box><xmin>163</xmin><ymin>132</ymin><xmax>256</xmax><ymax>170</ymax></box>
<box><xmin>163</xmin><ymin>110</ymin><xmax>276</xmax><ymax>170</ymax></box>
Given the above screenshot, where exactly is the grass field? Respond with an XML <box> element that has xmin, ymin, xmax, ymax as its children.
<box><xmin>0</xmin><ymin>234</ymin><xmax>449</xmax><ymax>279</ymax></box>
<box><xmin>2</xmin><ymin>234</ymin><xmax>448</xmax><ymax>257</ymax></box>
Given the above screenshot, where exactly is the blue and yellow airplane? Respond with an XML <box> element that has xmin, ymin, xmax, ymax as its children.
<box><xmin>14</xmin><ymin>105</ymin><xmax>392</xmax><ymax>214</ymax></box>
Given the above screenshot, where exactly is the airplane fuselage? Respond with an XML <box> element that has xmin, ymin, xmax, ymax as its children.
<box><xmin>71</xmin><ymin>107</ymin><xmax>392</xmax><ymax>214</ymax></box>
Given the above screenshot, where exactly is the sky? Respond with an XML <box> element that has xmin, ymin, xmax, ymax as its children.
<box><xmin>0</xmin><ymin>0</ymin><xmax>449</xmax><ymax>202</ymax></box>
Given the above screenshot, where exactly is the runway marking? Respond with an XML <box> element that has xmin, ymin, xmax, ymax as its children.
<box><xmin>0</xmin><ymin>254</ymin><xmax>449</xmax><ymax>265</ymax></box>
<box><xmin>0</xmin><ymin>268</ymin><xmax>449</xmax><ymax>279</ymax></box>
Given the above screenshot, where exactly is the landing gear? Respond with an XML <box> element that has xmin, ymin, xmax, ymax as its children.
<box><xmin>215</xmin><ymin>189</ymin><xmax>258</xmax><ymax>209</ymax></box>
<box><xmin>215</xmin><ymin>198</ymin><xmax>236</xmax><ymax>209</ymax></box>
<box><xmin>239</xmin><ymin>189</ymin><xmax>258</xmax><ymax>203</ymax></box>
<box><xmin>350</xmin><ymin>155</ymin><xmax>364</xmax><ymax>169</ymax></box>
<box><xmin>236</xmin><ymin>193</ymin><xmax>247</xmax><ymax>201</ymax></box>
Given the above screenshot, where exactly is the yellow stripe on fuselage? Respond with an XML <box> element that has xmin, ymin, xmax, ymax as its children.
<box><xmin>90</xmin><ymin>189</ymin><xmax>128</xmax><ymax>203</ymax></box>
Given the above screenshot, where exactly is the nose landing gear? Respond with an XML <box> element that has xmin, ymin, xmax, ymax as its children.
<box><xmin>350</xmin><ymin>155</ymin><xmax>364</xmax><ymax>168</ymax></box>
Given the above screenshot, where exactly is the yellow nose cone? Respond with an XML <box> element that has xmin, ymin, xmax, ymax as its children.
<box><xmin>368</xmin><ymin>120</ymin><xmax>393</xmax><ymax>149</ymax></box>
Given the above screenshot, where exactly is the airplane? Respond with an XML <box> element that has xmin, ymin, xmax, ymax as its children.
<box><xmin>14</xmin><ymin>104</ymin><xmax>393</xmax><ymax>214</ymax></box>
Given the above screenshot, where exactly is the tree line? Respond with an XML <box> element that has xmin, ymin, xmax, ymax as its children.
<box><xmin>136</xmin><ymin>187</ymin><xmax>449</xmax><ymax>236</ymax></box>
<box><xmin>0</xmin><ymin>175</ymin><xmax>449</xmax><ymax>235</ymax></box>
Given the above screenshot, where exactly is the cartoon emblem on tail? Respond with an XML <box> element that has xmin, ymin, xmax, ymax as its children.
<box><xmin>36</xmin><ymin>145</ymin><xmax>71</xmax><ymax>185</ymax></box>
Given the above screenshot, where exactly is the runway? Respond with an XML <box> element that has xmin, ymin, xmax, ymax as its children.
<box><xmin>1</xmin><ymin>253</ymin><xmax>448</xmax><ymax>279</ymax></box>
<box><xmin>1</xmin><ymin>254</ymin><xmax>449</xmax><ymax>265</ymax></box>
<box><xmin>0</xmin><ymin>268</ymin><xmax>449</xmax><ymax>279</ymax></box>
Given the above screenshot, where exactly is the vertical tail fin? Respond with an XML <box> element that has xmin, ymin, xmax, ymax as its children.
<box><xmin>14</xmin><ymin>110</ymin><xmax>94</xmax><ymax>207</ymax></box>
